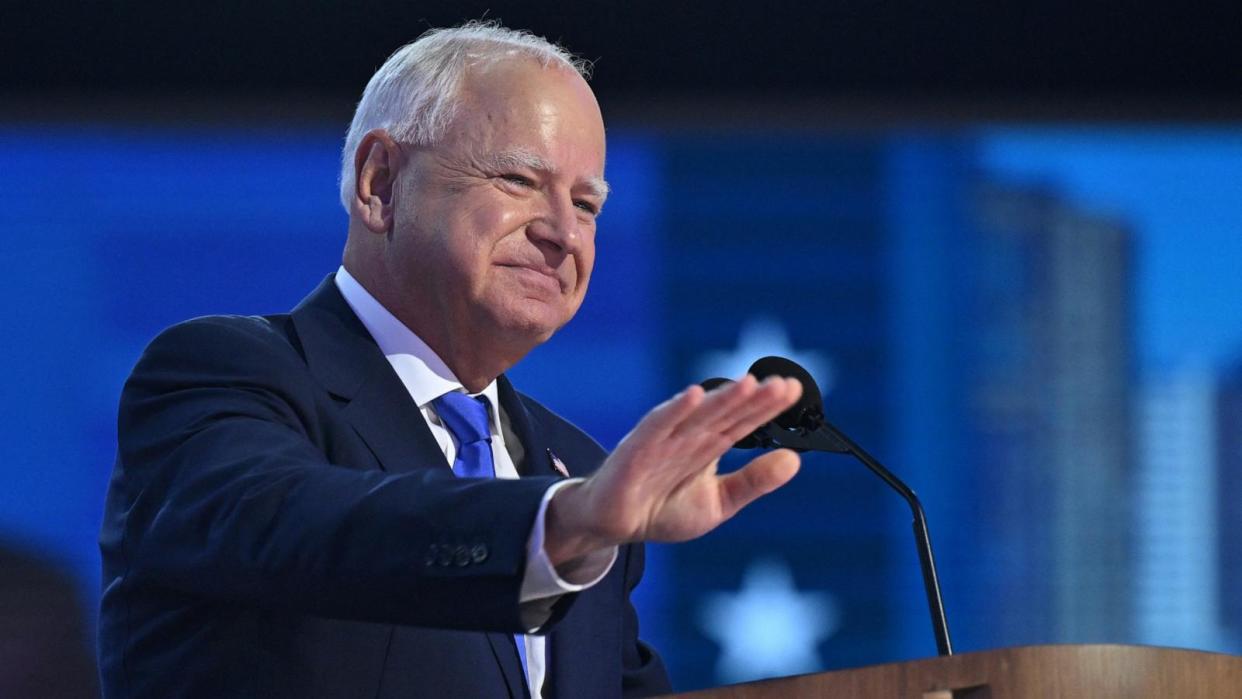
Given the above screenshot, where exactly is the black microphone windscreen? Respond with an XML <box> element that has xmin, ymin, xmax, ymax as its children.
<box><xmin>747</xmin><ymin>356</ymin><xmax>824</xmax><ymax>429</ymax></box>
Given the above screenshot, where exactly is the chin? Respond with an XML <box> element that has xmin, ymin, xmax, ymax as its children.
<box><xmin>490</xmin><ymin>304</ymin><xmax>572</xmax><ymax>345</ymax></box>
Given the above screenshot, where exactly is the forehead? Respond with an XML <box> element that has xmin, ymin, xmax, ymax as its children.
<box><xmin>445</xmin><ymin>59</ymin><xmax>606</xmax><ymax>173</ymax></box>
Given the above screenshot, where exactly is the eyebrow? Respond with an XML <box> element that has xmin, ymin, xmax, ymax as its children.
<box><xmin>480</xmin><ymin>148</ymin><xmax>611</xmax><ymax>202</ymax></box>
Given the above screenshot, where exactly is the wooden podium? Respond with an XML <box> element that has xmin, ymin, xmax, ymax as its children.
<box><xmin>667</xmin><ymin>644</ymin><xmax>1242</xmax><ymax>698</ymax></box>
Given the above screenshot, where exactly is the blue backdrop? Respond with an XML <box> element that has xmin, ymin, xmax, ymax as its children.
<box><xmin>3</xmin><ymin>123</ymin><xmax>1241</xmax><ymax>691</ymax></box>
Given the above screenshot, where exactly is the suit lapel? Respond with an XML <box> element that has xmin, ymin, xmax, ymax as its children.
<box><xmin>340</xmin><ymin>365</ymin><xmax>444</xmax><ymax>475</ymax></box>
<box><xmin>497</xmin><ymin>376</ymin><xmax>560</xmax><ymax>479</ymax></box>
<box><xmin>291</xmin><ymin>276</ymin><xmax>443</xmax><ymax>475</ymax></box>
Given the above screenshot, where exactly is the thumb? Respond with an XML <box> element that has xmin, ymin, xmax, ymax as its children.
<box><xmin>718</xmin><ymin>449</ymin><xmax>801</xmax><ymax>520</ymax></box>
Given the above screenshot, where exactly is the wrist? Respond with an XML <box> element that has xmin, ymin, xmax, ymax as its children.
<box><xmin>544</xmin><ymin>480</ymin><xmax>614</xmax><ymax>567</ymax></box>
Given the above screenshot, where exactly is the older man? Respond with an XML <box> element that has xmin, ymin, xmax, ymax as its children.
<box><xmin>99</xmin><ymin>22</ymin><xmax>801</xmax><ymax>698</ymax></box>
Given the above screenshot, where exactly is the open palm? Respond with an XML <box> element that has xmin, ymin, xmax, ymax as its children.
<box><xmin>545</xmin><ymin>375</ymin><xmax>803</xmax><ymax>564</ymax></box>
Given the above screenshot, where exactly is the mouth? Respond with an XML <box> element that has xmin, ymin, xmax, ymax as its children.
<box><xmin>499</xmin><ymin>264</ymin><xmax>564</xmax><ymax>293</ymax></box>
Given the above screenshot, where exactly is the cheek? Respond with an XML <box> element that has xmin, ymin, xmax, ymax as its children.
<box><xmin>465</xmin><ymin>202</ymin><xmax>528</xmax><ymax>253</ymax></box>
<box><xmin>576</xmin><ymin>234</ymin><xmax>597</xmax><ymax>285</ymax></box>
<box><xmin>448</xmin><ymin>206</ymin><xmax>501</xmax><ymax>253</ymax></box>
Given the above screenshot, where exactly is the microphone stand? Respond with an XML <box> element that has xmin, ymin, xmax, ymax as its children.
<box><xmin>751</xmin><ymin>419</ymin><xmax>954</xmax><ymax>657</ymax></box>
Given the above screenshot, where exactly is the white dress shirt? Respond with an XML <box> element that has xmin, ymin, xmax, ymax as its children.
<box><xmin>334</xmin><ymin>266</ymin><xmax>616</xmax><ymax>696</ymax></box>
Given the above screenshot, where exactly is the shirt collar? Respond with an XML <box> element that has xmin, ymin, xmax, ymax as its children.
<box><xmin>333</xmin><ymin>266</ymin><xmax>500</xmax><ymax>416</ymax></box>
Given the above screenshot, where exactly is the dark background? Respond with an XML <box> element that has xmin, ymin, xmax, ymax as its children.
<box><xmin>5</xmin><ymin>2</ymin><xmax>1242</xmax><ymax>114</ymax></box>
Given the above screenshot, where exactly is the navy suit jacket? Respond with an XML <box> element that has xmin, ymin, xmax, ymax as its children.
<box><xmin>99</xmin><ymin>277</ymin><xmax>671</xmax><ymax>698</ymax></box>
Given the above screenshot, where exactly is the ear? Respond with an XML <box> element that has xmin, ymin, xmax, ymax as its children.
<box><xmin>351</xmin><ymin>129</ymin><xmax>403</xmax><ymax>234</ymax></box>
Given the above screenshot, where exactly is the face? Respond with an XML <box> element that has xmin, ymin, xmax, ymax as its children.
<box><xmin>384</xmin><ymin>58</ymin><xmax>607</xmax><ymax>354</ymax></box>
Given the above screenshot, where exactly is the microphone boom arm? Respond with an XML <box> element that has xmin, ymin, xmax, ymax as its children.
<box><xmin>752</xmin><ymin>419</ymin><xmax>954</xmax><ymax>656</ymax></box>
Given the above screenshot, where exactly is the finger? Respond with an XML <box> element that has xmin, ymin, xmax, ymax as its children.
<box><xmin>718</xmin><ymin>448</ymin><xmax>801</xmax><ymax>520</ymax></box>
<box><xmin>724</xmin><ymin>375</ymin><xmax>800</xmax><ymax>424</ymax></box>
<box><xmin>697</xmin><ymin>375</ymin><xmax>797</xmax><ymax>443</ymax></box>
<box><xmin>718</xmin><ymin>377</ymin><xmax>803</xmax><ymax>442</ymax></box>
<box><xmin>632</xmin><ymin>383</ymin><xmax>706</xmax><ymax>441</ymax></box>
<box><xmin>672</xmin><ymin>373</ymin><xmax>762</xmax><ymax>437</ymax></box>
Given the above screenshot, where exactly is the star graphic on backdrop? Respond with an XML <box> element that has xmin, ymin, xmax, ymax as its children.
<box><xmin>698</xmin><ymin>558</ymin><xmax>840</xmax><ymax>684</ymax></box>
<box><xmin>694</xmin><ymin>317</ymin><xmax>835</xmax><ymax>394</ymax></box>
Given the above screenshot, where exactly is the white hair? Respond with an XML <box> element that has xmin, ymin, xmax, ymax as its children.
<box><xmin>338</xmin><ymin>21</ymin><xmax>591</xmax><ymax>211</ymax></box>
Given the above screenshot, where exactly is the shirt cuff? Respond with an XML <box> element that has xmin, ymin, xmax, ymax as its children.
<box><xmin>518</xmin><ymin>478</ymin><xmax>618</xmax><ymax>630</ymax></box>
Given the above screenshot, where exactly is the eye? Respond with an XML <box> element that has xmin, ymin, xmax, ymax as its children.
<box><xmin>500</xmin><ymin>173</ymin><xmax>533</xmax><ymax>187</ymax></box>
<box><xmin>574</xmin><ymin>199</ymin><xmax>600</xmax><ymax>216</ymax></box>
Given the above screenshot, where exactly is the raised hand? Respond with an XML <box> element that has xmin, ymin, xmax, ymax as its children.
<box><xmin>544</xmin><ymin>374</ymin><xmax>803</xmax><ymax>567</ymax></box>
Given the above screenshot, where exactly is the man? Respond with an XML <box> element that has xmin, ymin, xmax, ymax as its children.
<box><xmin>99</xmin><ymin>22</ymin><xmax>802</xmax><ymax>698</ymax></box>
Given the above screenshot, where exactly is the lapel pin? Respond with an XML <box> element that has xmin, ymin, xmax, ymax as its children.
<box><xmin>546</xmin><ymin>449</ymin><xmax>570</xmax><ymax>478</ymax></box>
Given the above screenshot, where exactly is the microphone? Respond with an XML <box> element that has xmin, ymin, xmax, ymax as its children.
<box><xmin>716</xmin><ymin>356</ymin><xmax>954</xmax><ymax>657</ymax></box>
<box><xmin>701</xmin><ymin>363</ymin><xmax>850</xmax><ymax>453</ymax></box>
<box><xmin>748</xmin><ymin>356</ymin><xmax>823</xmax><ymax>429</ymax></box>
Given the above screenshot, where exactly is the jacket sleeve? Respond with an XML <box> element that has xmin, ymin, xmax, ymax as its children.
<box><xmin>103</xmin><ymin>316</ymin><xmax>563</xmax><ymax>632</ymax></box>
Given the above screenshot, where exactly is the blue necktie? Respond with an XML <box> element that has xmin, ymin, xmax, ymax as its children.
<box><xmin>430</xmin><ymin>391</ymin><xmax>530</xmax><ymax>690</ymax></box>
<box><xmin>432</xmin><ymin>391</ymin><xmax>495</xmax><ymax>478</ymax></box>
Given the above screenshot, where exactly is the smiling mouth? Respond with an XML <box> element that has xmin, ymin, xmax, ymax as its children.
<box><xmin>500</xmin><ymin>264</ymin><xmax>563</xmax><ymax>292</ymax></box>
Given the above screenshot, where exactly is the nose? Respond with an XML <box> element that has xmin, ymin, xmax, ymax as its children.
<box><xmin>527</xmin><ymin>192</ymin><xmax>585</xmax><ymax>258</ymax></box>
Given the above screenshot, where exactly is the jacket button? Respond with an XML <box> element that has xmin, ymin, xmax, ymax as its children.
<box><xmin>453</xmin><ymin>546</ymin><xmax>471</xmax><ymax>567</ymax></box>
<box><xmin>471</xmin><ymin>544</ymin><xmax>488</xmax><ymax>563</ymax></box>
<box><xmin>436</xmin><ymin>546</ymin><xmax>454</xmax><ymax>567</ymax></box>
